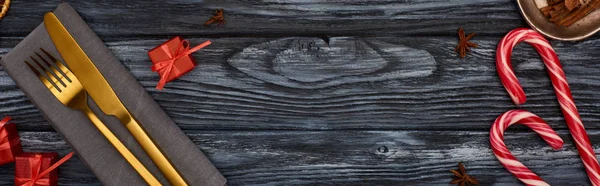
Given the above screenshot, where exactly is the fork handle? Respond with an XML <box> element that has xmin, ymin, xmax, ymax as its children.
<box><xmin>124</xmin><ymin>116</ymin><xmax>188</xmax><ymax>186</ymax></box>
<box><xmin>82</xmin><ymin>107</ymin><xmax>162</xmax><ymax>186</ymax></box>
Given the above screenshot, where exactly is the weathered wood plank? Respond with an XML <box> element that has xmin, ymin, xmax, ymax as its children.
<box><xmin>2</xmin><ymin>36</ymin><xmax>600</xmax><ymax>130</ymax></box>
<box><xmin>0</xmin><ymin>130</ymin><xmax>597</xmax><ymax>185</ymax></box>
<box><xmin>0</xmin><ymin>0</ymin><xmax>528</xmax><ymax>37</ymax></box>
<box><xmin>2</xmin><ymin>0</ymin><xmax>598</xmax><ymax>185</ymax></box>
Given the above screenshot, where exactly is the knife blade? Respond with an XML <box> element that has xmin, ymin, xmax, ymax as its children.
<box><xmin>44</xmin><ymin>13</ymin><xmax>126</xmax><ymax>119</ymax></box>
<box><xmin>44</xmin><ymin>12</ymin><xmax>187</xmax><ymax>186</ymax></box>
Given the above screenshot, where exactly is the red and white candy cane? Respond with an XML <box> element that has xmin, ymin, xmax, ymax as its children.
<box><xmin>497</xmin><ymin>28</ymin><xmax>600</xmax><ymax>185</ymax></box>
<box><xmin>491</xmin><ymin>109</ymin><xmax>563</xmax><ymax>186</ymax></box>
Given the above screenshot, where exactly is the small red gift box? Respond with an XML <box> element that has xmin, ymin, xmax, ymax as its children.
<box><xmin>148</xmin><ymin>36</ymin><xmax>211</xmax><ymax>90</ymax></box>
<box><xmin>14</xmin><ymin>153</ymin><xmax>59</xmax><ymax>186</ymax></box>
<box><xmin>0</xmin><ymin>117</ymin><xmax>22</xmax><ymax>165</ymax></box>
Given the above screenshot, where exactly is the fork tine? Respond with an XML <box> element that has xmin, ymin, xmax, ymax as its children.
<box><xmin>39</xmin><ymin>48</ymin><xmax>72</xmax><ymax>83</ymax></box>
<box><xmin>30</xmin><ymin>55</ymin><xmax>67</xmax><ymax>88</ymax></box>
<box><xmin>25</xmin><ymin>62</ymin><xmax>40</xmax><ymax>76</ymax></box>
<box><xmin>25</xmin><ymin>60</ymin><xmax>61</xmax><ymax>92</ymax></box>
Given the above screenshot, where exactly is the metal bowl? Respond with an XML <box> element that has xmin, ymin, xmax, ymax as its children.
<box><xmin>517</xmin><ymin>0</ymin><xmax>600</xmax><ymax>41</ymax></box>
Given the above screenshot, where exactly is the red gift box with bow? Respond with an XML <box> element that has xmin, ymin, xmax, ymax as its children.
<box><xmin>14</xmin><ymin>152</ymin><xmax>73</xmax><ymax>186</ymax></box>
<box><xmin>0</xmin><ymin>116</ymin><xmax>22</xmax><ymax>165</ymax></box>
<box><xmin>148</xmin><ymin>36</ymin><xmax>211</xmax><ymax>90</ymax></box>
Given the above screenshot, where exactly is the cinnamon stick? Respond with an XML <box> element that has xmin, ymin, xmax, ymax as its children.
<box><xmin>559</xmin><ymin>0</ymin><xmax>600</xmax><ymax>26</ymax></box>
<box><xmin>548</xmin><ymin>0</ymin><xmax>565</xmax><ymax>5</ymax></box>
<box><xmin>541</xmin><ymin>6</ymin><xmax>553</xmax><ymax>17</ymax></box>
<box><xmin>540</xmin><ymin>0</ymin><xmax>600</xmax><ymax>27</ymax></box>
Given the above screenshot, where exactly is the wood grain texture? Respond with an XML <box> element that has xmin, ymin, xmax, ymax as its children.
<box><xmin>0</xmin><ymin>130</ymin><xmax>597</xmax><ymax>185</ymax></box>
<box><xmin>3</xmin><ymin>36</ymin><xmax>600</xmax><ymax>130</ymax></box>
<box><xmin>2</xmin><ymin>0</ymin><xmax>600</xmax><ymax>185</ymax></box>
<box><xmin>0</xmin><ymin>0</ymin><xmax>528</xmax><ymax>37</ymax></box>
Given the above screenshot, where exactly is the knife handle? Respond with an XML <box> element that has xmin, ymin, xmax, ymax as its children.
<box><xmin>124</xmin><ymin>115</ymin><xmax>188</xmax><ymax>186</ymax></box>
<box><xmin>82</xmin><ymin>106</ymin><xmax>162</xmax><ymax>186</ymax></box>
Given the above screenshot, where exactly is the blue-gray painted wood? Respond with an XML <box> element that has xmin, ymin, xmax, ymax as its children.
<box><xmin>0</xmin><ymin>130</ymin><xmax>597</xmax><ymax>185</ymax></box>
<box><xmin>3</xmin><ymin>36</ymin><xmax>600</xmax><ymax>131</ymax></box>
<box><xmin>1</xmin><ymin>0</ymin><xmax>600</xmax><ymax>185</ymax></box>
<box><xmin>0</xmin><ymin>0</ymin><xmax>526</xmax><ymax>37</ymax></box>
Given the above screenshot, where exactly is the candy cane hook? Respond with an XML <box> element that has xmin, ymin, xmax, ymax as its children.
<box><xmin>491</xmin><ymin>110</ymin><xmax>563</xmax><ymax>186</ymax></box>
<box><xmin>496</xmin><ymin>28</ymin><xmax>600</xmax><ymax>185</ymax></box>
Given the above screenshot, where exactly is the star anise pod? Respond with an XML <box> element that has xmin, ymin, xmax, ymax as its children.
<box><xmin>450</xmin><ymin>162</ymin><xmax>479</xmax><ymax>186</ymax></box>
<box><xmin>204</xmin><ymin>9</ymin><xmax>226</xmax><ymax>26</ymax></box>
<box><xmin>454</xmin><ymin>27</ymin><xmax>477</xmax><ymax>58</ymax></box>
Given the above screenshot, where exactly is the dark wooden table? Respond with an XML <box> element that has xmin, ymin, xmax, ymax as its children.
<box><xmin>2</xmin><ymin>0</ymin><xmax>600</xmax><ymax>185</ymax></box>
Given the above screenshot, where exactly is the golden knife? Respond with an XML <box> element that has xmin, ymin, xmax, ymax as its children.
<box><xmin>27</xmin><ymin>48</ymin><xmax>162</xmax><ymax>186</ymax></box>
<box><xmin>44</xmin><ymin>12</ymin><xmax>187</xmax><ymax>186</ymax></box>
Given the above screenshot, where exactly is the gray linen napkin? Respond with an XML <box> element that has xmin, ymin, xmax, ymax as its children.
<box><xmin>0</xmin><ymin>3</ymin><xmax>226</xmax><ymax>186</ymax></box>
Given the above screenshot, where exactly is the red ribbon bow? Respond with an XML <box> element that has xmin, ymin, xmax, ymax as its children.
<box><xmin>16</xmin><ymin>152</ymin><xmax>74</xmax><ymax>186</ymax></box>
<box><xmin>0</xmin><ymin>116</ymin><xmax>13</xmax><ymax>152</ymax></box>
<box><xmin>151</xmin><ymin>39</ymin><xmax>211</xmax><ymax>90</ymax></box>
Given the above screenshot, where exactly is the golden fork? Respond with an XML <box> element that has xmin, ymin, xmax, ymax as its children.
<box><xmin>26</xmin><ymin>48</ymin><xmax>162</xmax><ymax>186</ymax></box>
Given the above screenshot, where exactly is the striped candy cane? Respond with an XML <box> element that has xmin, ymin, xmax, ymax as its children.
<box><xmin>491</xmin><ymin>110</ymin><xmax>564</xmax><ymax>186</ymax></box>
<box><xmin>497</xmin><ymin>28</ymin><xmax>600</xmax><ymax>185</ymax></box>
